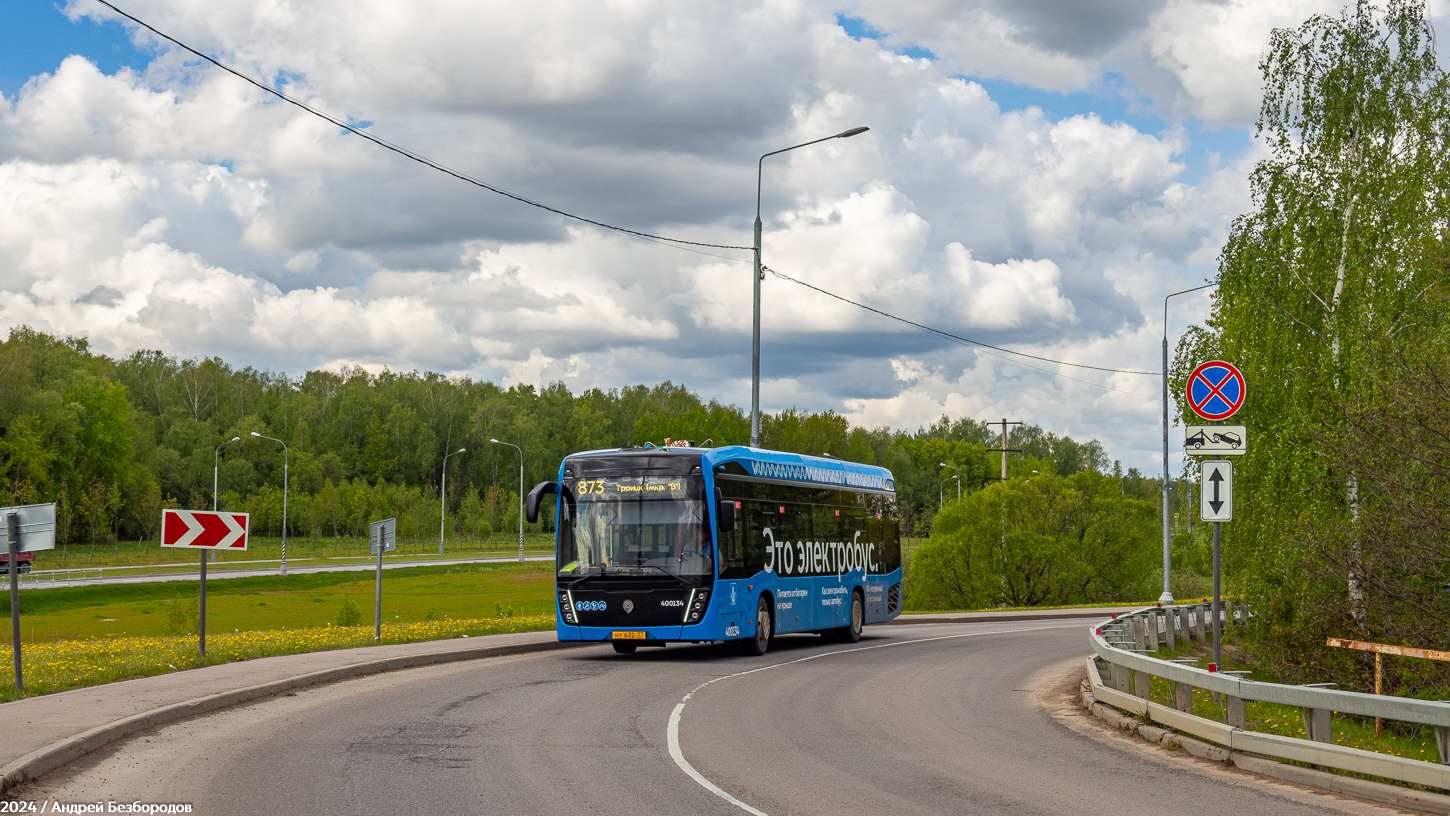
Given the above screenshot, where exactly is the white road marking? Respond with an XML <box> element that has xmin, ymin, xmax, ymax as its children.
<box><xmin>666</xmin><ymin>622</ymin><xmax>1083</xmax><ymax>815</ymax></box>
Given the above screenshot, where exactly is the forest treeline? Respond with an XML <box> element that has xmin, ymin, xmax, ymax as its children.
<box><xmin>0</xmin><ymin>326</ymin><xmax>1140</xmax><ymax>550</ymax></box>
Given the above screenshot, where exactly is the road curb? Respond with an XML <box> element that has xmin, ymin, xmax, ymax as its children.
<box><xmin>0</xmin><ymin>638</ymin><xmax>585</xmax><ymax>796</ymax></box>
<box><xmin>888</xmin><ymin>609</ymin><xmax>1131</xmax><ymax>626</ymax></box>
<box><xmin>1079</xmin><ymin>685</ymin><xmax>1450</xmax><ymax>814</ymax></box>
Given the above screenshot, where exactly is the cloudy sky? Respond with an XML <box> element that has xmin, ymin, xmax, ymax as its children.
<box><xmin>2</xmin><ymin>0</ymin><xmax>1422</xmax><ymax>472</ymax></box>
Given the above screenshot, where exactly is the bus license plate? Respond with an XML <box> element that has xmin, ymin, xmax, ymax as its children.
<box><xmin>612</xmin><ymin>631</ymin><xmax>646</xmax><ymax>640</ymax></box>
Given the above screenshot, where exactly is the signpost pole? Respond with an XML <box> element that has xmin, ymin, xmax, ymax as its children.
<box><xmin>8</xmin><ymin>513</ymin><xmax>21</xmax><ymax>692</ymax></box>
<box><xmin>199</xmin><ymin>550</ymin><xmax>207</xmax><ymax>657</ymax></box>
<box><xmin>375</xmin><ymin>542</ymin><xmax>383</xmax><ymax>642</ymax></box>
<box><xmin>1212</xmin><ymin>520</ymin><xmax>1222</xmax><ymax>668</ymax></box>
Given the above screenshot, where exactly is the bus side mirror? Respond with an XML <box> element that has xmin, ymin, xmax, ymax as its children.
<box><xmin>715</xmin><ymin>488</ymin><xmax>735</xmax><ymax>534</ymax></box>
<box><xmin>526</xmin><ymin>482</ymin><xmax>557</xmax><ymax>524</ymax></box>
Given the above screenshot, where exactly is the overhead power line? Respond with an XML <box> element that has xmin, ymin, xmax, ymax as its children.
<box><xmin>91</xmin><ymin>0</ymin><xmax>1160</xmax><ymax>400</ymax></box>
<box><xmin>90</xmin><ymin>0</ymin><xmax>752</xmax><ymax>253</ymax></box>
<box><xmin>763</xmin><ymin>265</ymin><xmax>1161</xmax><ymax>377</ymax></box>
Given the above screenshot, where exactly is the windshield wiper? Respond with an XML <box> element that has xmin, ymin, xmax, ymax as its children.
<box><xmin>625</xmin><ymin>564</ymin><xmax>693</xmax><ymax>586</ymax></box>
<box><xmin>566</xmin><ymin>570</ymin><xmax>608</xmax><ymax>589</ymax></box>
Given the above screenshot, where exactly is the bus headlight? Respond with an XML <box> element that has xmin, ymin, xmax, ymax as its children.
<box><xmin>560</xmin><ymin>591</ymin><xmax>577</xmax><ymax>625</ymax></box>
<box><xmin>684</xmin><ymin>589</ymin><xmax>710</xmax><ymax>624</ymax></box>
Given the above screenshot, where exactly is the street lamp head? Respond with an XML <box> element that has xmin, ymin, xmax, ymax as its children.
<box><xmin>939</xmin><ymin>462</ymin><xmax>948</xmax><ymax>467</ymax></box>
<box><xmin>489</xmin><ymin>438</ymin><xmax>500</xmax><ymax>444</ymax></box>
<box><xmin>457</xmin><ymin>448</ymin><xmax>466</xmax><ymax>454</ymax></box>
<box><xmin>230</xmin><ymin>436</ymin><xmax>240</xmax><ymax>442</ymax></box>
<box><xmin>835</xmin><ymin>126</ymin><xmax>870</xmax><ymax>138</ymax></box>
<box><xmin>249</xmin><ymin>432</ymin><xmax>261</xmax><ymax>438</ymax></box>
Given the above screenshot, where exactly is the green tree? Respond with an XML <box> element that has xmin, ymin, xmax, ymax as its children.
<box><xmin>910</xmin><ymin>472</ymin><xmax>1157</xmax><ymax>610</ymax></box>
<box><xmin>1176</xmin><ymin>0</ymin><xmax>1450</xmax><ymax>655</ymax></box>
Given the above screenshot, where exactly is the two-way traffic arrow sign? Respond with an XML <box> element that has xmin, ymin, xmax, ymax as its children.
<box><xmin>1200</xmin><ymin>461</ymin><xmax>1233</xmax><ymax>522</ymax></box>
<box><xmin>161</xmin><ymin>509</ymin><xmax>249</xmax><ymax>550</ymax></box>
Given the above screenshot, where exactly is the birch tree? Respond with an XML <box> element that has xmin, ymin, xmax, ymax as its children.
<box><xmin>1176</xmin><ymin>0</ymin><xmax>1450</xmax><ymax>650</ymax></box>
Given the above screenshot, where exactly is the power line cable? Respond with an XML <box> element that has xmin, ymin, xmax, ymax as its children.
<box><xmin>90</xmin><ymin>0</ymin><xmax>1160</xmax><ymax>396</ymax></box>
<box><xmin>90</xmin><ymin>0</ymin><xmax>753</xmax><ymax>254</ymax></box>
<box><xmin>763</xmin><ymin>265</ymin><xmax>1162</xmax><ymax>377</ymax></box>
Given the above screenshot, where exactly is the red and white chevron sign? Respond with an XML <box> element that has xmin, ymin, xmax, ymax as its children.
<box><xmin>161</xmin><ymin>509</ymin><xmax>249</xmax><ymax>550</ymax></box>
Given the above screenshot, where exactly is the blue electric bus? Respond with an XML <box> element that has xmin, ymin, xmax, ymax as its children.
<box><xmin>525</xmin><ymin>444</ymin><xmax>902</xmax><ymax>655</ymax></box>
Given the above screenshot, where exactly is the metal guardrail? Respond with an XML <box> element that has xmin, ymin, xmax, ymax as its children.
<box><xmin>20</xmin><ymin>567</ymin><xmax>107</xmax><ymax>584</ymax></box>
<box><xmin>1088</xmin><ymin>604</ymin><xmax>1450</xmax><ymax>791</ymax></box>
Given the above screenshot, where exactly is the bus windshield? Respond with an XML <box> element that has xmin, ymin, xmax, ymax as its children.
<box><xmin>558</xmin><ymin>474</ymin><xmax>712</xmax><ymax>579</ymax></box>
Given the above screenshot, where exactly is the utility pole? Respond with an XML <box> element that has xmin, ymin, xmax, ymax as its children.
<box><xmin>989</xmin><ymin>418</ymin><xmax>1023</xmax><ymax>481</ymax></box>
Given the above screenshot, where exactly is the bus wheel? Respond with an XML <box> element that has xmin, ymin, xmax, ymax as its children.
<box><xmin>612</xmin><ymin>641</ymin><xmax>637</xmax><ymax>654</ymax></box>
<box><xmin>744</xmin><ymin>597</ymin><xmax>771</xmax><ymax>656</ymax></box>
<box><xmin>841</xmin><ymin>590</ymin><xmax>864</xmax><ymax>643</ymax></box>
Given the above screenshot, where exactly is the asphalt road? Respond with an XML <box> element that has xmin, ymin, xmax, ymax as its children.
<box><xmin>11</xmin><ymin>620</ymin><xmax>1413</xmax><ymax>815</ymax></box>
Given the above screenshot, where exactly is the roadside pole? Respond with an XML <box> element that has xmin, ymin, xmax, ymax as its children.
<box><xmin>1184</xmin><ymin>359</ymin><xmax>1245</xmax><ymax>670</ymax></box>
<box><xmin>369</xmin><ymin>518</ymin><xmax>396</xmax><ymax>642</ymax></box>
<box><xmin>8</xmin><ymin>513</ymin><xmax>20</xmax><ymax>692</ymax></box>
<box><xmin>3</xmin><ymin>503</ymin><xmax>57</xmax><ymax>693</ymax></box>
<box><xmin>1213</xmin><ymin>520</ymin><xmax>1221</xmax><ymax>668</ymax></box>
<box><xmin>160</xmin><ymin>508</ymin><xmax>249</xmax><ymax>657</ymax></box>
<box><xmin>200</xmin><ymin>547</ymin><xmax>207</xmax><ymax>657</ymax></box>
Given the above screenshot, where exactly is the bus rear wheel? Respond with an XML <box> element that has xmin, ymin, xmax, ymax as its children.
<box><xmin>743</xmin><ymin>597</ymin><xmax>771</xmax><ymax>656</ymax></box>
<box><xmin>827</xmin><ymin>591</ymin><xmax>864</xmax><ymax>643</ymax></box>
<box><xmin>612</xmin><ymin>641</ymin><xmax>637</xmax><ymax>654</ymax></box>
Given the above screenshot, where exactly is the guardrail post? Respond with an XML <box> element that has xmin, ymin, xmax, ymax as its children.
<box><xmin>1133</xmin><ymin>617</ymin><xmax>1146</xmax><ymax>652</ymax></box>
<box><xmin>1133</xmin><ymin>668</ymin><xmax>1151</xmax><ymax>701</ymax></box>
<box><xmin>1113</xmin><ymin>663</ymin><xmax>1132</xmax><ymax>693</ymax></box>
<box><xmin>1174</xmin><ymin>680</ymin><xmax>1192</xmax><ymax>713</ymax></box>
<box><xmin>1145</xmin><ymin>614</ymin><xmax>1159</xmax><ymax>651</ymax></box>
<box><xmin>1178</xmin><ymin>607</ymin><xmax>1191</xmax><ymax>642</ymax></box>
<box><xmin>1189</xmin><ymin>606</ymin><xmax>1201</xmax><ymax>641</ymax></box>
<box><xmin>1435</xmin><ymin>724</ymin><xmax>1449</xmax><ymax>765</ymax></box>
<box><xmin>1161</xmin><ymin>609</ymin><xmax>1176</xmax><ymax>649</ymax></box>
<box><xmin>1225</xmin><ymin>694</ymin><xmax>1246</xmax><ymax>729</ymax></box>
<box><xmin>1298</xmin><ymin>707</ymin><xmax>1332</xmax><ymax>744</ymax></box>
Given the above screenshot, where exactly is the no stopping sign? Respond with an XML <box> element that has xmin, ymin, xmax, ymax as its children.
<box><xmin>1186</xmin><ymin>360</ymin><xmax>1246</xmax><ymax>421</ymax></box>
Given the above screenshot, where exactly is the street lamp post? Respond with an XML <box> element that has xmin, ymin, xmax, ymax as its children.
<box><xmin>490</xmin><ymin>439</ymin><xmax>524</xmax><ymax>563</ymax></box>
<box><xmin>939</xmin><ymin>463</ymin><xmax>961</xmax><ymax>503</ymax></box>
<box><xmin>751</xmin><ymin>125</ymin><xmax>870</xmax><ymax>447</ymax></box>
<box><xmin>1161</xmin><ymin>283</ymin><xmax>1217</xmax><ymax>604</ymax></box>
<box><xmin>212</xmin><ymin>436</ymin><xmax>240</xmax><ymax>564</ymax></box>
<box><xmin>250</xmin><ymin>432</ymin><xmax>289</xmax><ymax>575</ymax></box>
<box><xmin>439</xmin><ymin>448</ymin><xmax>465</xmax><ymax>555</ymax></box>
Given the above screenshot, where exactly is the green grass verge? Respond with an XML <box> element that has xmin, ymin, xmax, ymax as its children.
<box><xmin>26</xmin><ymin>532</ymin><xmax>557</xmax><ymax>571</ymax></box>
<box><xmin>0</xmin><ymin>615</ymin><xmax>555</xmax><ymax>704</ymax></box>
<box><xmin>4</xmin><ymin>562</ymin><xmax>556</xmax><ymax>642</ymax></box>
<box><xmin>1144</xmin><ymin>635</ymin><xmax>1444</xmax><ymax>770</ymax></box>
<box><xmin>0</xmin><ymin>562</ymin><xmax>561</xmax><ymax>702</ymax></box>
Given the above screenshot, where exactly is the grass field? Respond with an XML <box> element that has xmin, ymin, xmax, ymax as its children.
<box><xmin>3</xmin><ymin>562</ymin><xmax>557</xmax><ymax>644</ymax></box>
<box><xmin>25</xmin><ymin>532</ymin><xmax>556</xmax><ymax>571</ymax></box>
<box><xmin>0</xmin><ymin>561</ymin><xmax>561</xmax><ymax>702</ymax></box>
